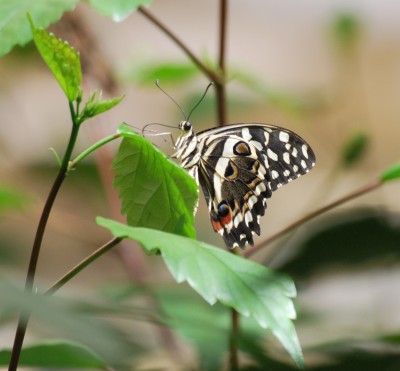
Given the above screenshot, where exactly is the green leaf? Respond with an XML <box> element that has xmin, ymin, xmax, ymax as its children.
<box><xmin>96</xmin><ymin>218</ymin><xmax>304</xmax><ymax>367</ymax></box>
<box><xmin>113</xmin><ymin>124</ymin><xmax>198</xmax><ymax>239</ymax></box>
<box><xmin>0</xmin><ymin>340</ymin><xmax>107</xmax><ymax>368</ymax></box>
<box><xmin>122</xmin><ymin>61</ymin><xmax>199</xmax><ymax>85</ymax></box>
<box><xmin>0</xmin><ymin>186</ymin><xmax>31</xmax><ymax>214</ymax></box>
<box><xmin>29</xmin><ymin>15</ymin><xmax>82</xmax><ymax>102</ymax></box>
<box><xmin>0</xmin><ymin>0</ymin><xmax>78</xmax><ymax>58</ymax></box>
<box><xmin>79</xmin><ymin>91</ymin><xmax>125</xmax><ymax>123</ymax></box>
<box><xmin>340</xmin><ymin>132</ymin><xmax>369</xmax><ymax>167</ymax></box>
<box><xmin>332</xmin><ymin>13</ymin><xmax>361</xmax><ymax>51</ymax></box>
<box><xmin>381</xmin><ymin>161</ymin><xmax>400</xmax><ymax>182</ymax></box>
<box><xmin>88</xmin><ymin>0</ymin><xmax>152</xmax><ymax>22</ymax></box>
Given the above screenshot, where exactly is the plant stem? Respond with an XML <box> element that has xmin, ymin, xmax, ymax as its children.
<box><xmin>245</xmin><ymin>178</ymin><xmax>383</xmax><ymax>259</ymax></box>
<box><xmin>68</xmin><ymin>132</ymin><xmax>122</xmax><ymax>172</ymax></box>
<box><xmin>8</xmin><ymin>103</ymin><xmax>80</xmax><ymax>371</ymax></box>
<box><xmin>216</xmin><ymin>0</ymin><xmax>228</xmax><ymax>125</ymax></box>
<box><xmin>137</xmin><ymin>6</ymin><xmax>222</xmax><ymax>85</ymax></box>
<box><xmin>229</xmin><ymin>308</ymin><xmax>239</xmax><ymax>371</ymax></box>
<box><xmin>46</xmin><ymin>237</ymin><xmax>122</xmax><ymax>295</ymax></box>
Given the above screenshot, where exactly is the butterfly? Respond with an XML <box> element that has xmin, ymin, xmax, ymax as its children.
<box><xmin>172</xmin><ymin>121</ymin><xmax>316</xmax><ymax>249</ymax></box>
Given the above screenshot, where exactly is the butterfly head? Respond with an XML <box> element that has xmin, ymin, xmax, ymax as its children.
<box><xmin>179</xmin><ymin>120</ymin><xmax>193</xmax><ymax>133</ymax></box>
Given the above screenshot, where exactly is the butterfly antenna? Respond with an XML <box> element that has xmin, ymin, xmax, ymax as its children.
<box><xmin>187</xmin><ymin>82</ymin><xmax>214</xmax><ymax>121</ymax></box>
<box><xmin>156</xmin><ymin>80</ymin><xmax>187</xmax><ymax>120</ymax></box>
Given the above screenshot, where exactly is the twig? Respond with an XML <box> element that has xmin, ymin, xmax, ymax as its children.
<box><xmin>46</xmin><ymin>237</ymin><xmax>122</xmax><ymax>295</ymax></box>
<box><xmin>245</xmin><ymin>179</ymin><xmax>383</xmax><ymax>258</ymax></box>
<box><xmin>216</xmin><ymin>0</ymin><xmax>228</xmax><ymax>125</ymax></box>
<box><xmin>137</xmin><ymin>6</ymin><xmax>222</xmax><ymax>85</ymax></box>
<box><xmin>229</xmin><ymin>308</ymin><xmax>239</xmax><ymax>371</ymax></box>
<box><xmin>9</xmin><ymin>103</ymin><xmax>80</xmax><ymax>371</ymax></box>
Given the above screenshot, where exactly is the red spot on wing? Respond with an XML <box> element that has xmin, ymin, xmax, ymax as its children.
<box><xmin>220</xmin><ymin>212</ymin><xmax>232</xmax><ymax>226</ymax></box>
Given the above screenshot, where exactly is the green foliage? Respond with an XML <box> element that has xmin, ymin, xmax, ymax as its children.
<box><xmin>332</xmin><ymin>13</ymin><xmax>361</xmax><ymax>50</ymax></box>
<box><xmin>113</xmin><ymin>124</ymin><xmax>198</xmax><ymax>238</ymax></box>
<box><xmin>381</xmin><ymin>161</ymin><xmax>400</xmax><ymax>182</ymax></box>
<box><xmin>0</xmin><ymin>0</ymin><xmax>78</xmax><ymax>57</ymax></box>
<box><xmin>88</xmin><ymin>0</ymin><xmax>152</xmax><ymax>22</ymax></box>
<box><xmin>340</xmin><ymin>132</ymin><xmax>369</xmax><ymax>168</ymax></box>
<box><xmin>280</xmin><ymin>209</ymin><xmax>400</xmax><ymax>280</ymax></box>
<box><xmin>0</xmin><ymin>340</ymin><xmax>107</xmax><ymax>368</ymax></box>
<box><xmin>0</xmin><ymin>186</ymin><xmax>31</xmax><ymax>214</ymax></box>
<box><xmin>96</xmin><ymin>217</ymin><xmax>304</xmax><ymax>367</ymax></box>
<box><xmin>78</xmin><ymin>91</ymin><xmax>125</xmax><ymax>123</ymax></box>
<box><xmin>123</xmin><ymin>61</ymin><xmax>199</xmax><ymax>85</ymax></box>
<box><xmin>29</xmin><ymin>15</ymin><xmax>82</xmax><ymax>102</ymax></box>
<box><xmin>0</xmin><ymin>281</ymin><xmax>132</xmax><ymax>367</ymax></box>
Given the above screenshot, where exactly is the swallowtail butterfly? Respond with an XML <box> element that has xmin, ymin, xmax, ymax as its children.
<box><xmin>172</xmin><ymin>121</ymin><xmax>316</xmax><ymax>249</ymax></box>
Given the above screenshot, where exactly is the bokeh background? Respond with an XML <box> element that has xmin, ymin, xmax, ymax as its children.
<box><xmin>1</xmin><ymin>0</ymin><xmax>400</xmax><ymax>369</ymax></box>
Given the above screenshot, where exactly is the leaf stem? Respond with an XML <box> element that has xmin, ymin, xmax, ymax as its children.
<box><xmin>137</xmin><ymin>6</ymin><xmax>222</xmax><ymax>85</ymax></box>
<box><xmin>245</xmin><ymin>178</ymin><xmax>383</xmax><ymax>258</ymax></box>
<box><xmin>68</xmin><ymin>132</ymin><xmax>122</xmax><ymax>172</ymax></box>
<box><xmin>8</xmin><ymin>103</ymin><xmax>80</xmax><ymax>371</ymax></box>
<box><xmin>46</xmin><ymin>237</ymin><xmax>122</xmax><ymax>295</ymax></box>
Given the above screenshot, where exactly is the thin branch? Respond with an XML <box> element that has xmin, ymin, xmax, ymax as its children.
<box><xmin>245</xmin><ymin>179</ymin><xmax>383</xmax><ymax>258</ymax></box>
<box><xmin>137</xmin><ymin>6</ymin><xmax>222</xmax><ymax>85</ymax></box>
<box><xmin>46</xmin><ymin>237</ymin><xmax>122</xmax><ymax>295</ymax></box>
<box><xmin>9</xmin><ymin>105</ymin><xmax>81</xmax><ymax>371</ymax></box>
<box><xmin>229</xmin><ymin>308</ymin><xmax>239</xmax><ymax>371</ymax></box>
<box><xmin>216</xmin><ymin>0</ymin><xmax>228</xmax><ymax>125</ymax></box>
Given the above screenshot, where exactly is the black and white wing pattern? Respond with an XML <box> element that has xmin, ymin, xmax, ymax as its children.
<box><xmin>173</xmin><ymin>122</ymin><xmax>316</xmax><ymax>249</ymax></box>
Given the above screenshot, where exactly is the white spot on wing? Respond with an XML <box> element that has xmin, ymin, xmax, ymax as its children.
<box><xmin>283</xmin><ymin>152</ymin><xmax>290</xmax><ymax>164</ymax></box>
<box><xmin>251</xmin><ymin>140</ymin><xmax>263</xmax><ymax>151</ymax></box>
<box><xmin>293</xmin><ymin>165</ymin><xmax>299</xmax><ymax>172</ymax></box>
<box><xmin>302</xmin><ymin>144</ymin><xmax>309</xmax><ymax>159</ymax></box>
<box><xmin>267</xmin><ymin>148</ymin><xmax>278</xmax><ymax>161</ymax></box>
<box><xmin>264</xmin><ymin>132</ymin><xmax>270</xmax><ymax>145</ymax></box>
<box><xmin>248</xmin><ymin>195</ymin><xmax>258</xmax><ymax>209</ymax></box>
<box><xmin>292</xmin><ymin>147</ymin><xmax>298</xmax><ymax>157</ymax></box>
<box><xmin>283</xmin><ymin>169</ymin><xmax>290</xmax><ymax>177</ymax></box>
<box><xmin>279</xmin><ymin>131</ymin><xmax>289</xmax><ymax>143</ymax></box>
<box><xmin>271</xmin><ymin>170</ymin><xmax>279</xmax><ymax>179</ymax></box>
<box><xmin>242</xmin><ymin>128</ymin><xmax>252</xmax><ymax>141</ymax></box>
<box><xmin>301</xmin><ymin>160</ymin><xmax>307</xmax><ymax>169</ymax></box>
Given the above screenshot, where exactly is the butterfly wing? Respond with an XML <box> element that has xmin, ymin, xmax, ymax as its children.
<box><xmin>196</xmin><ymin>124</ymin><xmax>316</xmax><ymax>249</ymax></box>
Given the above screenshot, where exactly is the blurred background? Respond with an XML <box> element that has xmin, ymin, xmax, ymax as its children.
<box><xmin>1</xmin><ymin>0</ymin><xmax>400</xmax><ymax>369</ymax></box>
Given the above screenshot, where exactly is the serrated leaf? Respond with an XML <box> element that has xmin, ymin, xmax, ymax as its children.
<box><xmin>0</xmin><ymin>0</ymin><xmax>78</xmax><ymax>58</ymax></box>
<box><xmin>113</xmin><ymin>124</ymin><xmax>198</xmax><ymax>238</ymax></box>
<box><xmin>96</xmin><ymin>217</ymin><xmax>304</xmax><ymax>367</ymax></box>
<box><xmin>29</xmin><ymin>16</ymin><xmax>82</xmax><ymax>101</ymax></box>
<box><xmin>0</xmin><ymin>340</ymin><xmax>107</xmax><ymax>368</ymax></box>
<box><xmin>381</xmin><ymin>161</ymin><xmax>400</xmax><ymax>182</ymax></box>
<box><xmin>340</xmin><ymin>132</ymin><xmax>369</xmax><ymax>167</ymax></box>
<box><xmin>88</xmin><ymin>0</ymin><xmax>152</xmax><ymax>22</ymax></box>
<box><xmin>79</xmin><ymin>91</ymin><xmax>125</xmax><ymax>123</ymax></box>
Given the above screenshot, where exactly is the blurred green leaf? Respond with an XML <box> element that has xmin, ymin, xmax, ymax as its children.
<box><xmin>279</xmin><ymin>209</ymin><xmax>400</xmax><ymax>280</ymax></box>
<box><xmin>88</xmin><ymin>0</ymin><xmax>152</xmax><ymax>22</ymax></box>
<box><xmin>29</xmin><ymin>15</ymin><xmax>82</xmax><ymax>102</ymax></box>
<box><xmin>122</xmin><ymin>61</ymin><xmax>199</xmax><ymax>85</ymax></box>
<box><xmin>0</xmin><ymin>340</ymin><xmax>107</xmax><ymax>368</ymax></box>
<box><xmin>340</xmin><ymin>132</ymin><xmax>369</xmax><ymax>168</ymax></box>
<box><xmin>79</xmin><ymin>91</ymin><xmax>125</xmax><ymax>123</ymax></box>
<box><xmin>0</xmin><ymin>281</ymin><xmax>132</xmax><ymax>367</ymax></box>
<box><xmin>0</xmin><ymin>0</ymin><xmax>77</xmax><ymax>57</ymax></box>
<box><xmin>96</xmin><ymin>218</ymin><xmax>304</xmax><ymax>367</ymax></box>
<box><xmin>332</xmin><ymin>13</ymin><xmax>361</xmax><ymax>50</ymax></box>
<box><xmin>0</xmin><ymin>186</ymin><xmax>31</xmax><ymax>214</ymax></box>
<box><xmin>113</xmin><ymin>124</ymin><xmax>198</xmax><ymax>238</ymax></box>
<box><xmin>381</xmin><ymin>161</ymin><xmax>400</xmax><ymax>182</ymax></box>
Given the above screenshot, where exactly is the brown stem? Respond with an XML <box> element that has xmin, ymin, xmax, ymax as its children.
<box><xmin>216</xmin><ymin>0</ymin><xmax>228</xmax><ymax>125</ymax></box>
<box><xmin>137</xmin><ymin>6</ymin><xmax>222</xmax><ymax>85</ymax></box>
<box><xmin>229</xmin><ymin>308</ymin><xmax>239</xmax><ymax>371</ymax></box>
<box><xmin>9</xmin><ymin>106</ymin><xmax>80</xmax><ymax>371</ymax></box>
<box><xmin>45</xmin><ymin>237</ymin><xmax>122</xmax><ymax>295</ymax></box>
<box><xmin>245</xmin><ymin>179</ymin><xmax>383</xmax><ymax>258</ymax></box>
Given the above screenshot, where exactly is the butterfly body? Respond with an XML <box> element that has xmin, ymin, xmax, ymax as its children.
<box><xmin>173</xmin><ymin>121</ymin><xmax>316</xmax><ymax>249</ymax></box>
